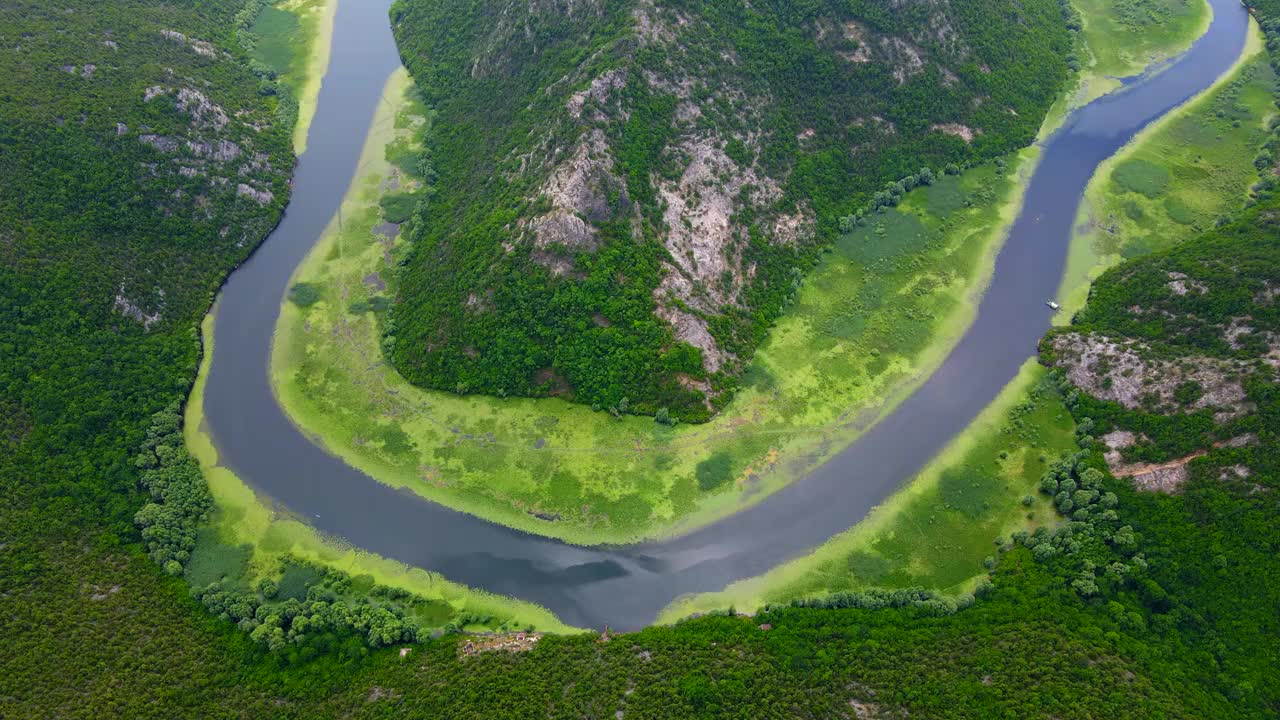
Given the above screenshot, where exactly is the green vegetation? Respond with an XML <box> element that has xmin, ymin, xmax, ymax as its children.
<box><xmin>662</xmin><ymin>361</ymin><xmax>1075</xmax><ymax>620</ymax></box>
<box><xmin>275</xmin><ymin>75</ymin><xmax>1045</xmax><ymax>541</ymax></box>
<box><xmin>240</xmin><ymin>0</ymin><xmax>336</xmax><ymax>152</ymax></box>
<box><xmin>385</xmin><ymin>0</ymin><xmax>1073</xmax><ymax>419</ymax></box>
<box><xmin>1059</xmin><ymin>18</ymin><xmax>1278</xmax><ymax>317</ymax></box>
<box><xmin>189</xmin><ymin>69</ymin><xmax>574</xmax><ymax>640</ymax></box>
<box><xmin>1074</xmin><ymin>0</ymin><xmax>1208</xmax><ymax>79</ymax></box>
<box><xmin>4</xmin><ymin>0</ymin><xmax>1280</xmax><ymax>717</ymax></box>
<box><xmin>1039</xmin><ymin>0</ymin><xmax>1208</xmax><ymax>138</ymax></box>
<box><xmin>10</xmin><ymin>194</ymin><xmax>1280</xmax><ymax>720</ymax></box>
<box><xmin>190</xmin><ymin>314</ymin><xmax>575</xmax><ymax>644</ymax></box>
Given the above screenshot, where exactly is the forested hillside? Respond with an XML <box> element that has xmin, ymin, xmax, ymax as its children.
<box><xmin>0</xmin><ymin>0</ymin><xmax>297</xmax><ymax>701</ymax></box>
<box><xmin>0</xmin><ymin>0</ymin><xmax>294</xmax><ymax>535</ymax></box>
<box><xmin>386</xmin><ymin>0</ymin><xmax>1072</xmax><ymax>421</ymax></box>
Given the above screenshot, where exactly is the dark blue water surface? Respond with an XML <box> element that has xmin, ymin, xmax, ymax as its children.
<box><xmin>203</xmin><ymin>0</ymin><xmax>1249</xmax><ymax>629</ymax></box>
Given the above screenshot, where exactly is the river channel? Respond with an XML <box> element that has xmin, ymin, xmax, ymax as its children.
<box><xmin>202</xmin><ymin>0</ymin><xmax>1250</xmax><ymax>630</ymax></box>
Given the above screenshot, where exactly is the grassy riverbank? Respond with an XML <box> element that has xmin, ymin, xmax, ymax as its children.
<box><xmin>188</xmin><ymin>311</ymin><xmax>576</xmax><ymax>635</ymax></box>
<box><xmin>659</xmin><ymin>362</ymin><xmax>1075</xmax><ymax>620</ymax></box>
<box><xmin>1057</xmin><ymin>17</ymin><xmax>1274</xmax><ymax>319</ymax></box>
<box><xmin>654</xmin><ymin>3</ymin><xmax>1237</xmax><ymax>618</ymax></box>
<box><xmin>1040</xmin><ymin>0</ymin><xmax>1210</xmax><ymax>138</ymax></box>
<box><xmin>248</xmin><ymin>0</ymin><xmax>336</xmax><ymax>154</ymax></box>
<box><xmin>271</xmin><ymin>62</ymin><xmax>1042</xmax><ymax>543</ymax></box>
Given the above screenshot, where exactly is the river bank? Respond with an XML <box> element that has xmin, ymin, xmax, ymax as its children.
<box><xmin>658</xmin><ymin>361</ymin><xmax>1075</xmax><ymax>620</ymax></box>
<box><xmin>271</xmin><ymin>128</ymin><xmax>1044</xmax><ymax>545</ymax></box>
<box><xmin>1057</xmin><ymin>16</ymin><xmax>1273</xmax><ymax>320</ymax></box>
<box><xmin>245</xmin><ymin>0</ymin><xmax>337</xmax><ymax>155</ymax></box>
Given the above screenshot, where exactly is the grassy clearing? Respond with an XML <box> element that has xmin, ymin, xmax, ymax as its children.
<box><xmin>187</xmin><ymin>313</ymin><xmax>577</xmax><ymax>635</ymax></box>
<box><xmin>1039</xmin><ymin>0</ymin><xmax>1210</xmax><ymax>139</ymax></box>
<box><xmin>249</xmin><ymin>0</ymin><xmax>336</xmax><ymax>154</ymax></box>
<box><xmin>272</xmin><ymin>62</ymin><xmax>1043</xmax><ymax>543</ymax></box>
<box><xmin>1057</xmin><ymin>18</ymin><xmax>1274</xmax><ymax>320</ymax></box>
<box><xmin>658</xmin><ymin>362</ymin><xmax>1075</xmax><ymax>621</ymax></box>
<box><xmin>1077</xmin><ymin>0</ymin><xmax>1209</xmax><ymax>79</ymax></box>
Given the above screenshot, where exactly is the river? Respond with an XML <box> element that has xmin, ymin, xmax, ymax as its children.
<box><xmin>202</xmin><ymin>0</ymin><xmax>1250</xmax><ymax>630</ymax></box>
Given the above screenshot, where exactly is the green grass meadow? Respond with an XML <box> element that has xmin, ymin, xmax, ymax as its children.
<box><xmin>248</xmin><ymin>0</ymin><xmax>335</xmax><ymax>154</ymax></box>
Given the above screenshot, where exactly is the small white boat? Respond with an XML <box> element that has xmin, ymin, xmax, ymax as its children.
<box><xmin>1046</xmin><ymin>300</ymin><xmax>1060</xmax><ymax>310</ymax></box>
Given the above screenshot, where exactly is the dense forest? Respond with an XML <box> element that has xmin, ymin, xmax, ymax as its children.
<box><xmin>386</xmin><ymin>0</ymin><xmax>1073</xmax><ymax>421</ymax></box>
<box><xmin>3</xmin><ymin>0</ymin><xmax>1280</xmax><ymax>717</ymax></box>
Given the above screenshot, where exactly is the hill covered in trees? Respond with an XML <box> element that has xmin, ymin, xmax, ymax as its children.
<box><xmin>385</xmin><ymin>0</ymin><xmax>1073</xmax><ymax>421</ymax></box>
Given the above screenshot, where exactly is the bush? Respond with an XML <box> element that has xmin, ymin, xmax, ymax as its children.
<box><xmin>288</xmin><ymin>282</ymin><xmax>322</xmax><ymax>307</ymax></box>
<box><xmin>696</xmin><ymin>453</ymin><xmax>735</xmax><ymax>492</ymax></box>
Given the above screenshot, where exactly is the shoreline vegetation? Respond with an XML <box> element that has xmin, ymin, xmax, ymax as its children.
<box><xmin>245</xmin><ymin>0</ymin><xmax>337</xmax><ymax>155</ymax></box>
<box><xmin>658</xmin><ymin>360</ymin><xmax>1075</xmax><ymax>621</ymax></box>
<box><xmin>1057</xmin><ymin>16</ymin><xmax>1272</xmax><ymax>321</ymax></box>
<box><xmin>1039</xmin><ymin>0</ymin><xmax>1211</xmax><ymax>138</ymax></box>
<box><xmin>190</xmin><ymin>312</ymin><xmax>576</xmax><ymax>635</ymax></box>
<box><xmin>662</xmin><ymin>0</ymin><xmax>1273</xmax><ymax>622</ymax></box>
<box><xmin>181</xmin><ymin>14</ymin><xmax>573</xmax><ymax>638</ymax></box>
<box><xmin>188</xmin><ymin>0</ymin><xmax>1243</xmax><ymax>633</ymax></box>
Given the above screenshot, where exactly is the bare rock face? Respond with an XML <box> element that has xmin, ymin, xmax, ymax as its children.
<box><xmin>1051</xmin><ymin>332</ymin><xmax>1252</xmax><ymax>420</ymax></box>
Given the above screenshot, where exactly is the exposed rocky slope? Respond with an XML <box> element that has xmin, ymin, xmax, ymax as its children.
<box><xmin>1043</xmin><ymin>199</ymin><xmax>1280</xmax><ymax>493</ymax></box>
<box><xmin>388</xmin><ymin>0</ymin><xmax>1071</xmax><ymax>420</ymax></box>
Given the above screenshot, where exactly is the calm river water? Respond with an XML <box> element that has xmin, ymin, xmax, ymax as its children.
<box><xmin>203</xmin><ymin>0</ymin><xmax>1249</xmax><ymax>629</ymax></box>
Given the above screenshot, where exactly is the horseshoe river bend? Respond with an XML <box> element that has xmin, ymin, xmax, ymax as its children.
<box><xmin>198</xmin><ymin>0</ymin><xmax>1250</xmax><ymax>630</ymax></box>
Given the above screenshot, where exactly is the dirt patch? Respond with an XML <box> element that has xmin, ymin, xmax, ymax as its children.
<box><xmin>533</xmin><ymin>368</ymin><xmax>573</xmax><ymax>397</ymax></box>
<box><xmin>1101</xmin><ymin>429</ymin><xmax>1144</xmax><ymax>469</ymax></box>
<box><xmin>1166</xmin><ymin>271</ymin><xmax>1208</xmax><ymax>296</ymax></box>
<box><xmin>1108</xmin><ymin>434</ymin><xmax>1258</xmax><ymax>492</ymax></box>
<box><xmin>458</xmin><ymin>632</ymin><xmax>541</xmax><ymax>657</ymax></box>
<box><xmin>931</xmin><ymin>123</ymin><xmax>979</xmax><ymax>143</ymax></box>
<box><xmin>1117</xmin><ymin>456</ymin><xmax>1196</xmax><ymax>493</ymax></box>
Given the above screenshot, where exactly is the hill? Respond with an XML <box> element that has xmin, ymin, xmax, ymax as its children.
<box><xmin>386</xmin><ymin>0</ymin><xmax>1072</xmax><ymax>421</ymax></box>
